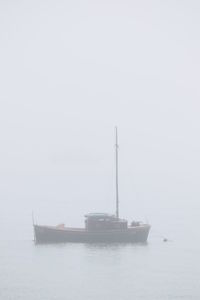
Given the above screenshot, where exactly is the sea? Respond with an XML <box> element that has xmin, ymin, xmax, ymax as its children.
<box><xmin>1</xmin><ymin>203</ymin><xmax>200</xmax><ymax>300</ymax></box>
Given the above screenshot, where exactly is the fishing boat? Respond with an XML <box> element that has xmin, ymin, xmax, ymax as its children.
<box><xmin>33</xmin><ymin>128</ymin><xmax>150</xmax><ymax>244</ymax></box>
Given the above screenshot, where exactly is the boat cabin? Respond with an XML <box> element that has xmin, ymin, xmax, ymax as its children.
<box><xmin>85</xmin><ymin>213</ymin><xmax>128</xmax><ymax>231</ymax></box>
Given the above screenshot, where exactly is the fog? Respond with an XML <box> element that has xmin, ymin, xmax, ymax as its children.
<box><xmin>1</xmin><ymin>0</ymin><xmax>200</xmax><ymax>241</ymax></box>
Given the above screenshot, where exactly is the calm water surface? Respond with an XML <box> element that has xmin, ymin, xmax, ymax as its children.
<box><xmin>1</xmin><ymin>221</ymin><xmax>200</xmax><ymax>300</ymax></box>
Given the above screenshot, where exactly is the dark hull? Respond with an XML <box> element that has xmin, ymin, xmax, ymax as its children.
<box><xmin>34</xmin><ymin>224</ymin><xmax>150</xmax><ymax>244</ymax></box>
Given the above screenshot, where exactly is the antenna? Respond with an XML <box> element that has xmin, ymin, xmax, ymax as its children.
<box><xmin>32</xmin><ymin>211</ymin><xmax>35</xmax><ymax>226</ymax></box>
<box><xmin>32</xmin><ymin>211</ymin><xmax>36</xmax><ymax>242</ymax></box>
<box><xmin>115</xmin><ymin>127</ymin><xmax>119</xmax><ymax>219</ymax></box>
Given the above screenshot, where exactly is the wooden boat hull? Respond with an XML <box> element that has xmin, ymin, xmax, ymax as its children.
<box><xmin>34</xmin><ymin>224</ymin><xmax>150</xmax><ymax>244</ymax></box>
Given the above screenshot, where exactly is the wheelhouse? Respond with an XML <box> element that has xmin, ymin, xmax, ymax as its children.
<box><xmin>85</xmin><ymin>213</ymin><xmax>128</xmax><ymax>231</ymax></box>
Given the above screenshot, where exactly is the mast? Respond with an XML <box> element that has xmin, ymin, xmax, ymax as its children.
<box><xmin>115</xmin><ymin>127</ymin><xmax>119</xmax><ymax>219</ymax></box>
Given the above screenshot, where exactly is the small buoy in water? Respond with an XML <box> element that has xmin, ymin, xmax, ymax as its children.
<box><xmin>163</xmin><ymin>238</ymin><xmax>168</xmax><ymax>242</ymax></box>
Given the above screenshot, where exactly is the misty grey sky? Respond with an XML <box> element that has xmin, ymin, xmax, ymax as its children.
<box><xmin>0</xmin><ymin>1</ymin><xmax>200</xmax><ymax>239</ymax></box>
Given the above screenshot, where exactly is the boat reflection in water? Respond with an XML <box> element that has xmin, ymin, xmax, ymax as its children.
<box><xmin>33</xmin><ymin>128</ymin><xmax>150</xmax><ymax>244</ymax></box>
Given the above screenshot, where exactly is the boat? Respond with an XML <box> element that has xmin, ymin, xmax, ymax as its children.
<box><xmin>33</xmin><ymin>128</ymin><xmax>150</xmax><ymax>244</ymax></box>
